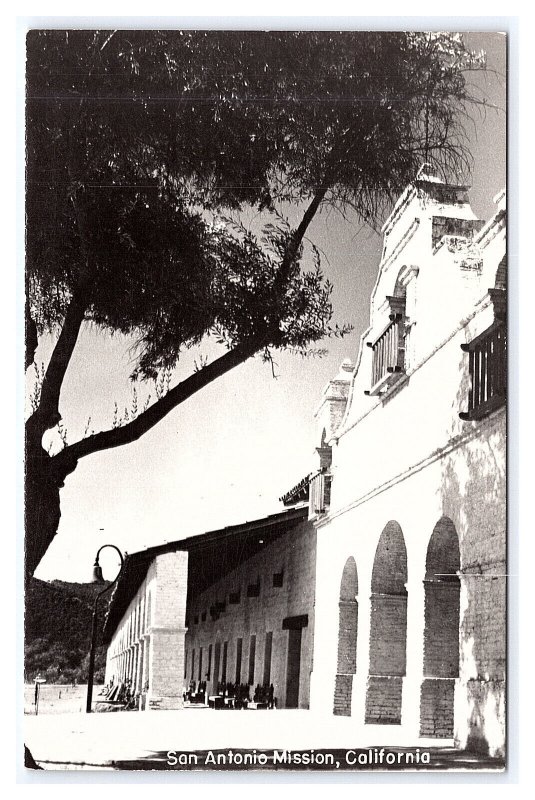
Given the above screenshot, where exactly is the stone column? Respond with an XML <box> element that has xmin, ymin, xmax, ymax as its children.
<box><xmin>402</xmin><ymin>573</ymin><xmax>426</xmax><ymax>738</ymax></box>
<box><xmin>146</xmin><ymin>551</ymin><xmax>189</xmax><ymax>711</ymax></box>
<box><xmin>141</xmin><ymin>634</ymin><xmax>150</xmax><ymax>693</ymax></box>
<box><xmin>135</xmin><ymin>641</ymin><xmax>143</xmax><ymax>694</ymax></box>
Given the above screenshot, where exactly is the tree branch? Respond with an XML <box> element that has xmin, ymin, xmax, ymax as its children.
<box><xmin>34</xmin><ymin>295</ymin><xmax>86</xmax><ymax>433</ymax></box>
<box><xmin>275</xmin><ymin>185</ymin><xmax>329</xmax><ymax>289</ymax></box>
<box><xmin>49</xmin><ymin>186</ymin><xmax>331</xmax><ymax>474</ymax></box>
<box><xmin>52</xmin><ymin>342</ymin><xmax>257</xmax><ymax>471</ymax></box>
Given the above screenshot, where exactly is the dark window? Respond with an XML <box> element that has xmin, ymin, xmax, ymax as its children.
<box><xmin>198</xmin><ymin>647</ymin><xmax>203</xmax><ymax>682</ymax></box>
<box><xmin>201</xmin><ymin>611</ymin><xmax>206</xmax><ymax>622</ymax></box>
<box><xmin>247</xmin><ymin>577</ymin><xmax>261</xmax><ymax>598</ymax></box>
<box><xmin>191</xmin><ymin>649</ymin><xmax>195</xmax><ymax>681</ymax></box>
<box><xmin>273</xmin><ymin>571</ymin><xmax>284</xmax><ymax>588</ymax></box>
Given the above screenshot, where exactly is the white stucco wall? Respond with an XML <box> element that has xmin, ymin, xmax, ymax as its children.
<box><xmin>310</xmin><ymin>176</ymin><xmax>506</xmax><ymax>757</ymax></box>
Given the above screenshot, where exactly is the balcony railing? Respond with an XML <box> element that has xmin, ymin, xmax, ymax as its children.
<box><xmin>309</xmin><ymin>471</ymin><xmax>332</xmax><ymax>515</ymax></box>
<box><xmin>366</xmin><ymin>314</ymin><xmax>406</xmax><ymax>396</ymax></box>
<box><xmin>460</xmin><ymin>323</ymin><xmax>506</xmax><ymax>421</ymax></box>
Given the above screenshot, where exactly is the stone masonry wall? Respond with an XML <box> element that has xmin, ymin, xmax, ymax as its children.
<box><xmin>420</xmin><ymin>679</ymin><xmax>455</xmax><ymax>737</ymax></box>
<box><xmin>105</xmin><ymin>550</ymin><xmax>188</xmax><ymax>711</ymax></box>
<box><xmin>423</xmin><ymin>583</ymin><xmax>460</xmax><ymax>678</ymax></box>
<box><xmin>365</xmin><ymin>676</ymin><xmax>403</xmax><ymax>724</ymax></box>
<box><xmin>149</xmin><ymin>551</ymin><xmax>188</xmax><ymax>710</ymax></box>
<box><xmin>368</xmin><ymin>594</ymin><xmax>407</xmax><ymax>677</ymax></box>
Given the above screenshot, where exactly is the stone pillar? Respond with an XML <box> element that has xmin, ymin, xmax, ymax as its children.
<box><xmin>141</xmin><ymin>634</ymin><xmax>150</xmax><ymax>693</ymax></box>
<box><xmin>104</xmin><ymin>645</ymin><xmax>115</xmax><ymax>686</ymax></box>
<box><xmin>402</xmin><ymin>573</ymin><xmax>426</xmax><ymax>738</ymax></box>
<box><xmin>146</xmin><ymin>551</ymin><xmax>189</xmax><ymax>711</ymax></box>
<box><xmin>132</xmin><ymin>643</ymin><xmax>140</xmax><ymax>693</ymax></box>
<box><xmin>134</xmin><ymin>642</ymin><xmax>142</xmax><ymax>694</ymax></box>
<box><xmin>352</xmin><ymin>589</ymin><xmax>372</xmax><ymax>723</ymax></box>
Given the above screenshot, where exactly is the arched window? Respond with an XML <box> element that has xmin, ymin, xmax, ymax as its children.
<box><xmin>420</xmin><ymin>517</ymin><xmax>460</xmax><ymax>738</ymax></box>
<box><xmin>333</xmin><ymin>558</ymin><xmax>359</xmax><ymax>716</ymax></box>
<box><xmin>365</xmin><ymin>522</ymin><xmax>408</xmax><ymax>724</ymax></box>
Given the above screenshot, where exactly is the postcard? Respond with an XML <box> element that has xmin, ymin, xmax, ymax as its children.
<box><xmin>23</xmin><ymin>27</ymin><xmax>507</xmax><ymax>774</ymax></box>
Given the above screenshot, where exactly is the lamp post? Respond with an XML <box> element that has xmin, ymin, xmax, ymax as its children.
<box><xmin>34</xmin><ymin>674</ymin><xmax>46</xmax><ymax>715</ymax></box>
<box><xmin>86</xmin><ymin>544</ymin><xmax>124</xmax><ymax>713</ymax></box>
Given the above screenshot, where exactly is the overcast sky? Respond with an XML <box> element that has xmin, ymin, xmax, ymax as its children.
<box><xmin>28</xmin><ymin>31</ymin><xmax>506</xmax><ymax>583</ymax></box>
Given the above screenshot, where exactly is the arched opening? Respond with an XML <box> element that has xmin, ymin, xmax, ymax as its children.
<box><xmin>333</xmin><ymin>557</ymin><xmax>359</xmax><ymax>716</ymax></box>
<box><xmin>420</xmin><ymin>517</ymin><xmax>461</xmax><ymax>738</ymax></box>
<box><xmin>365</xmin><ymin>521</ymin><xmax>408</xmax><ymax>724</ymax></box>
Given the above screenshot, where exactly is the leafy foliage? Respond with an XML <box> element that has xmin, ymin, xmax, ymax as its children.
<box><xmin>24</xmin><ymin>30</ymin><xmax>485</xmax><ymax>579</ymax></box>
<box><xmin>26</xmin><ymin>30</ymin><xmax>481</xmax><ymax>379</ymax></box>
<box><xmin>25</xmin><ymin>578</ymin><xmax>109</xmax><ymax>684</ymax></box>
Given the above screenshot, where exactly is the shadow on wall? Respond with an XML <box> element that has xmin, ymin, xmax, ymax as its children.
<box><xmin>464</xmin><ymin>677</ymin><xmax>506</xmax><ymax>756</ymax></box>
<box><xmin>440</xmin><ymin>346</ymin><xmax>506</xmax><ymax>758</ymax></box>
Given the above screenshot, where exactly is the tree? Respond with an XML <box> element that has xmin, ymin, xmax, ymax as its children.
<box><xmin>25</xmin><ymin>30</ymin><xmax>484</xmax><ymax>578</ymax></box>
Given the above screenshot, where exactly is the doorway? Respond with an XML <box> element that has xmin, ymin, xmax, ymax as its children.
<box><xmin>213</xmin><ymin>641</ymin><xmax>221</xmax><ymax>694</ymax></box>
<box><xmin>285</xmin><ymin>628</ymin><xmax>302</xmax><ymax>708</ymax></box>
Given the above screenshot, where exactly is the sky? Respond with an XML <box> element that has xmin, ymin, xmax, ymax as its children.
<box><xmin>26</xmin><ymin>31</ymin><xmax>506</xmax><ymax>583</ymax></box>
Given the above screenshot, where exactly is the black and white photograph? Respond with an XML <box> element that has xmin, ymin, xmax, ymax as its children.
<box><xmin>22</xmin><ymin>23</ymin><xmax>508</xmax><ymax>774</ymax></box>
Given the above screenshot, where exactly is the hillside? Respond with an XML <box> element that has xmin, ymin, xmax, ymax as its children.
<box><xmin>25</xmin><ymin>578</ymin><xmax>111</xmax><ymax>684</ymax></box>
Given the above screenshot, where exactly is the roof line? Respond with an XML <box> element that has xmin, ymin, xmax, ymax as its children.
<box><xmin>102</xmin><ymin>506</ymin><xmax>309</xmax><ymax>643</ymax></box>
<box><xmin>127</xmin><ymin>506</ymin><xmax>308</xmax><ymax>562</ymax></box>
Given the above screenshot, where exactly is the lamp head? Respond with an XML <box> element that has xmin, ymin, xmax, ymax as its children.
<box><xmin>92</xmin><ymin>559</ymin><xmax>105</xmax><ymax>583</ymax></box>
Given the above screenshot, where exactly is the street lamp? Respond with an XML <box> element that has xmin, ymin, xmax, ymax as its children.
<box><xmin>34</xmin><ymin>674</ymin><xmax>46</xmax><ymax>715</ymax></box>
<box><xmin>86</xmin><ymin>544</ymin><xmax>124</xmax><ymax>713</ymax></box>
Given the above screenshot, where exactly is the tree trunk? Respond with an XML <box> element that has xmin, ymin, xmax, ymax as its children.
<box><xmin>23</xmin><ymin>342</ymin><xmax>257</xmax><ymax>578</ymax></box>
<box><xmin>23</xmin><ymin>189</ymin><xmax>327</xmax><ymax>579</ymax></box>
<box><xmin>25</xmin><ymin>461</ymin><xmax>62</xmax><ymax>581</ymax></box>
<box><xmin>24</xmin><ymin>417</ymin><xmax>70</xmax><ymax>581</ymax></box>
